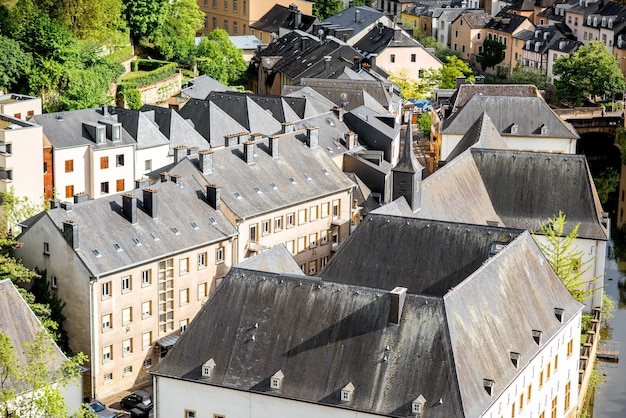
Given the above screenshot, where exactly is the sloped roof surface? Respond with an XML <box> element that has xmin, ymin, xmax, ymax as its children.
<box><xmin>235</xmin><ymin>244</ymin><xmax>304</xmax><ymax>275</ymax></box>
<box><xmin>485</xmin><ymin>12</ymin><xmax>530</xmax><ymax>33</ymax></box>
<box><xmin>113</xmin><ymin>108</ymin><xmax>170</xmax><ymax>149</ymax></box>
<box><xmin>282</xmin><ymin>86</ymin><xmax>339</xmax><ymax>117</ymax></box>
<box><xmin>250</xmin><ymin>4</ymin><xmax>317</xmax><ymax>32</ymax></box>
<box><xmin>178</xmin><ymin>99</ymin><xmax>249</xmax><ymax>147</ymax></box>
<box><xmin>354</xmin><ymin>26</ymin><xmax>422</xmax><ymax>54</ymax></box>
<box><xmin>445</xmin><ymin>111</ymin><xmax>509</xmax><ymax>162</ymax></box>
<box><xmin>152</xmin><ymin>269</ymin><xmax>463</xmax><ymax>417</ymax></box>
<box><xmin>450</xmin><ymin>84</ymin><xmax>540</xmax><ymax>113</ymax></box>
<box><xmin>34</xmin><ymin>176</ymin><xmax>237</xmax><ymax>276</ymax></box>
<box><xmin>459</xmin><ymin>10</ymin><xmax>491</xmax><ymax>28</ymax></box>
<box><xmin>180</xmin><ymin>75</ymin><xmax>234</xmax><ymax>100</ymax></box>
<box><xmin>321</xmin><ymin>6</ymin><xmax>387</xmax><ymax>41</ymax></box>
<box><xmin>140</xmin><ymin>105</ymin><xmax>210</xmax><ymax>149</ymax></box>
<box><xmin>321</xmin><ymin>215</ymin><xmax>523</xmax><ymax>296</ymax></box>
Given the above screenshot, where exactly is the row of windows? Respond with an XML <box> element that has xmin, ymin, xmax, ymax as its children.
<box><xmin>11</xmin><ymin>110</ymin><xmax>35</xmax><ymax>119</ymax></box>
<box><xmin>99</xmin><ymin>155</ymin><xmax>125</xmax><ymax>169</ymax></box>
<box><xmin>283</xmin><ymin>230</ymin><xmax>338</xmax><ymax>255</ymax></box>
<box><xmin>206</xmin><ymin>0</ymin><xmax>244</xmax><ymax>12</ymax></box>
<box><xmin>299</xmin><ymin>256</ymin><xmax>330</xmax><ymax>275</ymax></box>
<box><xmin>250</xmin><ymin>201</ymin><xmax>340</xmax><ymax>240</ymax></box>
<box><xmin>64</xmin><ymin>180</ymin><xmax>125</xmax><ymax>199</ymax></box>
<box><xmin>205</xmin><ymin>17</ymin><xmax>244</xmax><ymax>35</ymax></box>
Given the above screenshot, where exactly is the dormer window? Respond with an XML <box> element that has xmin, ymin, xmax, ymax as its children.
<box><xmin>554</xmin><ymin>307</ymin><xmax>565</xmax><ymax>322</ymax></box>
<box><xmin>510</xmin><ymin>352</ymin><xmax>521</xmax><ymax>368</ymax></box>
<box><xmin>483</xmin><ymin>379</ymin><xmax>495</xmax><ymax>396</ymax></box>
<box><xmin>341</xmin><ymin>382</ymin><xmax>355</xmax><ymax>402</ymax></box>
<box><xmin>541</xmin><ymin>124</ymin><xmax>548</xmax><ymax>135</ymax></box>
<box><xmin>202</xmin><ymin>358</ymin><xmax>216</xmax><ymax>378</ymax></box>
<box><xmin>510</xmin><ymin>124</ymin><xmax>518</xmax><ymax>134</ymax></box>
<box><xmin>270</xmin><ymin>370</ymin><xmax>284</xmax><ymax>390</ymax></box>
<box><xmin>602</xmin><ymin>16</ymin><xmax>606</xmax><ymax>27</ymax></box>
<box><xmin>587</xmin><ymin>16</ymin><xmax>592</xmax><ymax>25</ymax></box>
<box><xmin>412</xmin><ymin>395</ymin><xmax>426</xmax><ymax>415</ymax></box>
<box><xmin>532</xmin><ymin>329</ymin><xmax>543</xmax><ymax>345</ymax></box>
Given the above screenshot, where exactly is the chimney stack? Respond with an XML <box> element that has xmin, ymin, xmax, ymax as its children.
<box><xmin>174</xmin><ymin>145</ymin><xmax>187</xmax><ymax>164</ymax></box>
<box><xmin>225</xmin><ymin>133</ymin><xmax>238</xmax><ymax>147</ymax></box>
<box><xmin>355</xmin><ymin>9</ymin><xmax>361</xmax><ymax>23</ymax></box>
<box><xmin>394</xmin><ymin>28</ymin><xmax>402</xmax><ymax>42</ymax></box>
<box><xmin>389</xmin><ymin>287</ymin><xmax>407</xmax><ymax>324</ymax></box>
<box><xmin>49</xmin><ymin>199</ymin><xmax>60</xmax><ymax>209</ymax></box>
<box><xmin>73</xmin><ymin>192</ymin><xmax>89</xmax><ymax>204</ymax></box>
<box><xmin>206</xmin><ymin>184</ymin><xmax>221</xmax><ymax>210</ymax></box>
<box><xmin>62</xmin><ymin>220</ymin><xmax>78</xmax><ymax>249</ymax></box>
<box><xmin>135</xmin><ymin>177</ymin><xmax>149</xmax><ymax>189</ymax></box>
<box><xmin>282</xmin><ymin>122</ymin><xmax>295</xmax><ymax>134</ymax></box>
<box><xmin>160</xmin><ymin>172</ymin><xmax>168</xmax><ymax>182</ymax></box>
<box><xmin>332</xmin><ymin>106</ymin><xmax>344</xmax><ymax>122</ymax></box>
<box><xmin>269</xmin><ymin>136</ymin><xmax>280</xmax><ymax>158</ymax></box>
<box><xmin>199</xmin><ymin>149</ymin><xmax>214</xmax><ymax>175</ymax></box>
<box><xmin>456</xmin><ymin>76</ymin><xmax>467</xmax><ymax>88</ymax></box>
<box><xmin>306</xmin><ymin>126</ymin><xmax>319</xmax><ymax>148</ymax></box>
<box><xmin>122</xmin><ymin>193</ymin><xmax>137</xmax><ymax>225</ymax></box>
<box><xmin>60</xmin><ymin>201</ymin><xmax>73</xmax><ymax>212</ymax></box>
<box><xmin>300</xmin><ymin>36</ymin><xmax>308</xmax><ymax>51</ymax></box>
<box><xmin>243</xmin><ymin>141</ymin><xmax>255</xmax><ymax>164</ymax></box>
<box><xmin>324</xmin><ymin>55</ymin><xmax>332</xmax><ymax>71</ymax></box>
<box><xmin>370</xmin><ymin>53</ymin><xmax>377</xmax><ymax>68</ymax></box>
<box><xmin>295</xmin><ymin>8</ymin><xmax>302</xmax><ymax>27</ymax></box>
<box><xmin>345</xmin><ymin>131</ymin><xmax>357</xmax><ymax>150</ymax></box>
<box><xmin>169</xmin><ymin>174</ymin><xmax>182</xmax><ymax>185</ymax></box>
<box><xmin>142</xmin><ymin>188</ymin><xmax>158</xmax><ymax>219</ymax></box>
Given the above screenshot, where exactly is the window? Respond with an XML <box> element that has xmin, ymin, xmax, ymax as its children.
<box><xmin>51</xmin><ymin>275</ymin><xmax>57</xmax><ymax>288</ymax></box>
<box><xmin>216</xmin><ymin>247</ymin><xmax>224</xmax><ymax>263</ymax></box>
<box><xmin>250</xmin><ymin>224</ymin><xmax>258</xmax><ymax>241</ymax></box>
<box><xmin>102</xmin><ymin>281</ymin><xmax>112</xmax><ymax>299</ymax></box>
<box><xmin>390</xmin><ymin>54</ymin><xmax>396</xmax><ymax>63</ymax></box>
<box><xmin>321</xmin><ymin>256</ymin><xmax>329</xmax><ymax>268</ymax></box>
<box><xmin>142</xmin><ymin>269</ymin><xmax>152</xmax><ymax>286</ymax></box>
<box><xmin>103</xmin><ymin>345</ymin><xmax>112</xmax><ymax>363</ymax></box>
<box><xmin>116</xmin><ymin>179</ymin><xmax>125</xmax><ymax>192</ymax></box>
<box><xmin>100</xmin><ymin>156</ymin><xmax>109</xmax><ymax>169</ymax></box>
<box><xmin>116</xmin><ymin>154</ymin><xmax>124</xmax><ymax>166</ymax></box>
<box><xmin>122</xmin><ymin>307</ymin><xmax>132</xmax><ymax>325</ymax></box>
<box><xmin>297</xmin><ymin>236</ymin><xmax>307</xmax><ymax>252</ymax></box>
<box><xmin>143</xmin><ymin>358</ymin><xmax>152</xmax><ymax>368</ymax></box>
<box><xmin>14</xmin><ymin>112</ymin><xmax>21</xmax><ymax>119</ymax></box>
<box><xmin>121</xmin><ymin>275</ymin><xmax>132</xmax><ymax>292</ymax></box>
<box><xmin>567</xmin><ymin>338</ymin><xmax>573</xmax><ymax>356</ymax></box>
<box><xmin>453</xmin><ymin>43</ymin><xmax>457</xmax><ymax>51</ymax></box>
<box><xmin>65</xmin><ymin>159</ymin><xmax>74</xmax><ymax>173</ymax></box>
<box><xmin>539</xmin><ymin>370</ymin><xmax>544</xmax><ymax>388</ymax></box>
<box><xmin>243</xmin><ymin>0</ymin><xmax>246</xmax><ymax>12</ymax></box>
<box><xmin>180</xmin><ymin>318</ymin><xmax>189</xmax><ymax>333</ymax></box>
<box><xmin>198</xmin><ymin>252</ymin><xmax>207</xmax><ymax>269</ymax></box>
<box><xmin>298</xmin><ymin>209</ymin><xmax>307</xmax><ymax>224</ymax></box>
<box><xmin>310</xmin><ymin>205</ymin><xmax>318</xmax><ymax>221</ymax></box>
<box><xmin>455</xmin><ymin>30</ymin><xmax>458</xmax><ymax>37</ymax></box>
<box><xmin>262</xmin><ymin>219</ymin><xmax>271</xmax><ymax>235</ymax></box>
<box><xmin>286</xmin><ymin>213</ymin><xmax>295</xmax><ymax>227</ymax></box>
<box><xmin>321</xmin><ymin>202</ymin><xmax>329</xmax><ymax>218</ymax></box>
<box><xmin>233</xmin><ymin>21</ymin><xmax>238</xmax><ymax>35</ymax></box>
<box><xmin>308</xmin><ymin>260</ymin><xmax>317</xmax><ymax>275</ymax></box>
<box><xmin>224</xmin><ymin>20</ymin><xmax>228</xmax><ymax>32</ymax></box>
<box><xmin>519</xmin><ymin>393</ymin><xmax>524</xmax><ymax>412</ymax></box>
<box><xmin>546</xmin><ymin>361</ymin><xmax>551</xmax><ymax>380</ymax></box>
<box><xmin>462</xmin><ymin>45</ymin><xmax>466</xmax><ymax>53</ymax></box>
<box><xmin>477</xmin><ymin>32</ymin><xmax>481</xmax><ymax>40</ymax></box>
<box><xmin>309</xmin><ymin>233</ymin><xmax>318</xmax><ymax>248</ymax></box>
<box><xmin>100</xmin><ymin>181</ymin><xmax>110</xmax><ymax>194</ymax></box>
<box><xmin>233</xmin><ymin>0</ymin><xmax>237</xmax><ymax>10</ymax></box>
<box><xmin>123</xmin><ymin>365</ymin><xmax>132</xmax><ymax>375</ymax></box>
<box><xmin>180</xmin><ymin>288</ymin><xmax>189</xmax><ymax>306</ymax></box>
<box><xmin>527</xmin><ymin>383</ymin><xmax>532</xmax><ymax>403</ymax></box>
<box><xmin>286</xmin><ymin>240</ymin><xmax>295</xmax><ymax>254</ymax></box>
<box><xmin>145</xmin><ymin>159</ymin><xmax>152</xmax><ymax>171</ymax></box>
<box><xmin>410</xmin><ymin>53</ymin><xmax>416</xmax><ymax>62</ymax></box>
<box><xmin>212</xmin><ymin>0</ymin><xmax>216</xmax><ymax>6</ymax></box>
<box><xmin>551</xmin><ymin>395</ymin><xmax>558</xmax><ymax>418</ymax></box>
<box><xmin>142</xmin><ymin>331</ymin><xmax>152</xmax><ymax>350</ymax></box>
<box><xmin>224</xmin><ymin>0</ymin><xmax>228</xmax><ymax>9</ymax></box>
<box><xmin>185</xmin><ymin>411</ymin><xmax>196</xmax><ymax>418</ymax></box>
<box><xmin>198</xmin><ymin>282</ymin><xmax>208</xmax><ymax>300</ymax></box>
<box><xmin>332</xmin><ymin>200</ymin><xmax>340</xmax><ymax>218</ymax></box>
<box><xmin>102</xmin><ymin>313</ymin><xmax>112</xmax><ymax>331</ymax></box>
<box><xmin>274</xmin><ymin>216</ymin><xmax>283</xmax><ymax>231</ymax></box>
<box><xmin>123</xmin><ymin>338</ymin><xmax>132</xmax><ymax>357</ymax></box>
<box><xmin>564</xmin><ymin>381</ymin><xmax>571</xmax><ymax>410</ymax></box>
<box><xmin>554</xmin><ymin>354</ymin><xmax>559</xmax><ymax>370</ymax></box>
<box><xmin>65</xmin><ymin>185</ymin><xmax>74</xmax><ymax>199</ymax></box>
<box><xmin>212</xmin><ymin>17</ymin><xmax>217</xmax><ymax>29</ymax></box>
<box><xmin>142</xmin><ymin>301</ymin><xmax>152</xmax><ymax>318</ymax></box>
<box><xmin>104</xmin><ymin>373</ymin><xmax>113</xmax><ymax>382</ymax></box>
<box><xmin>180</xmin><ymin>257</ymin><xmax>189</xmax><ymax>275</ymax></box>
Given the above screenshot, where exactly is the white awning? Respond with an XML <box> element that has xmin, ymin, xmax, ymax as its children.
<box><xmin>156</xmin><ymin>334</ymin><xmax>180</xmax><ymax>348</ymax></box>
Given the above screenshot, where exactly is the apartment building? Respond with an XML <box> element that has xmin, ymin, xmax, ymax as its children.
<box><xmin>0</xmin><ymin>93</ymin><xmax>41</xmax><ymax>121</ymax></box>
<box><xmin>481</xmin><ymin>12</ymin><xmax>535</xmax><ymax>75</ymax></box>
<box><xmin>449</xmin><ymin>10</ymin><xmax>491</xmax><ymax>63</ymax></box>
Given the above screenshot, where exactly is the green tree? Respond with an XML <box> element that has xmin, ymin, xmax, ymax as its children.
<box><xmin>553</xmin><ymin>41</ymin><xmax>626</xmax><ymax>107</ymax></box>
<box><xmin>388</xmin><ymin>69</ymin><xmax>435</xmax><ymax>100</ymax></box>
<box><xmin>152</xmin><ymin>0</ymin><xmax>203</xmax><ymax>66</ymax></box>
<box><xmin>0</xmin><ymin>35</ymin><xmax>32</xmax><ymax>92</ymax></box>
<box><xmin>592</xmin><ymin>168</ymin><xmax>619</xmax><ymax>205</ymax></box>
<box><xmin>438</xmin><ymin>55</ymin><xmax>475</xmax><ymax>89</ymax></box>
<box><xmin>0</xmin><ymin>331</ymin><xmax>88</xmax><ymax>418</ymax></box>
<box><xmin>413</xmin><ymin>29</ymin><xmax>460</xmax><ymax>61</ymax></box>
<box><xmin>123</xmin><ymin>0</ymin><xmax>169</xmax><ymax>44</ymax></box>
<box><xmin>416</xmin><ymin>112</ymin><xmax>432</xmax><ymax>136</ymax></box>
<box><xmin>37</xmin><ymin>0</ymin><xmax>124</xmax><ymax>41</ymax></box>
<box><xmin>507</xmin><ymin>65</ymin><xmax>548</xmax><ymax>89</ymax></box>
<box><xmin>313</xmin><ymin>0</ymin><xmax>341</xmax><ymax>20</ymax></box>
<box><xmin>533</xmin><ymin>212</ymin><xmax>598</xmax><ymax>303</ymax></box>
<box><xmin>196</xmin><ymin>29</ymin><xmax>247</xmax><ymax>86</ymax></box>
<box><xmin>476</xmin><ymin>38</ymin><xmax>506</xmax><ymax>71</ymax></box>
<box><xmin>0</xmin><ymin>187</ymin><xmax>43</xmax><ymax>237</ymax></box>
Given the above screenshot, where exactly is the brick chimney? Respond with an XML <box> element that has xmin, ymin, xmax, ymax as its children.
<box><xmin>122</xmin><ymin>193</ymin><xmax>137</xmax><ymax>225</ymax></box>
<box><xmin>306</xmin><ymin>126</ymin><xmax>319</xmax><ymax>148</ymax></box>
<box><xmin>174</xmin><ymin>145</ymin><xmax>187</xmax><ymax>164</ymax></box>
<box><xmin>206</xmin><ymin>184</ymin><xmax>221</xmax><ymax>210</ymax></box>
<box><xmin>135</xmin><ymin>177</ymin><xmax>149</xmax><ymax>189</ymax></box>
<box><xmin>199</xmin><ymin>149</ymin><xmax>213</xmax><ymax>175</ymax></box>
<box><xmin>62</xmin><ymin>220</ymin><xmax>78</xmax><ymax>249</ymax></box>
<box><xmin>345</xmin><ymin>131</ymin><xmax>357</xmax><ymax>150</ymax></box>
<box><xmin>142</xmin><ymin>188</ymin><xmax>158</xmax><ymax>219</ymax></box>
<box><xmin>269</xmin><ymin>136</ymin><xmax>279</xmax><ymax>158</ymax></box>
<box><xmin>73</xmin><ymin>192</ymin><xmax>89</xmax><ymax>204</ymax></box>
<box><xmin>332</xmin><ymin>106</ymin><xmax>344</xmax><ymax>122</ymax></box>
<box><xmin>243</xmin><ymin>141</ymin><xmax>255</xmax><ymax>164</ymax></box>
<box><xmin>282</xmin><ymin>122</ymin><xmax>294</xmax><ymax>134</ymax></box>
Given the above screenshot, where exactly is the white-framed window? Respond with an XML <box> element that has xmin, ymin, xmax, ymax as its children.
<box><xmin>142</xmin><ymin>331</ymin><xmax>152</xmax><ymax>350</ymax></box>
<box><xmin>332</xmin><ymin>200</ymin><xmax>340</xmax><ymax>218</ymax></box>
<box><xmin>180</xmin><ymin>257</ymin><xmax>189</xmax><ymax>275</ymax></box>
<box><xmin>310</xmin><ymin>205</ymin><xmax>318</xmax><ymax>221</ymax></box>
<box><xmin>321</xmin><ymin>256</ymin><xmax>329</xmax><ymax>268</ymax></box>
<box><xmin>198</xmin><ymin>252</ymin><xmax>207</xmax><ymax>269</ymax></box>
<box><xmin>102</xmin><ymin>281</ymin><xmax>112</xmax><ymax>299</ymax></box>
<box><xmin>274</xmin><ymin>216</ymin><xmax>283</xmax><ymax>231</ymax></box>
<box><xmin>116</xmin><ymin>154</ymin><xmax>125</xmax><ymax>167</ymax></box>
<box><xmin>180</xmin><ymin>288</ymin><xmax>190</xmax><ymax>306</ymax></box>
<box><xmin>297</xmin><ymin>236</ymin><xmax>307</xmax><ymax>252</ymax></box>
<box><xmin>104</xmin><ymin>373</ymin><xmax>113</xmax><ymax>382</ymax></box>
<box><xmin>123</xmin><ymin>338</ymin><xmax>132</xmax><ymax>357</ymax></box>
<box><xmin>102</xmin><ymin>345</ymin><xmax>112</xmax><ymax>363</ymax></box>
<box><xmin>321</xmin><ymin>202</ymin><xmax>329</xmax><ymax>218</ymax></box>
<box><xmin>142</xmin><ymin>269</ymin><xmax>152</xmax><ymax>286</ymax></box>
<box><xmin>102</xmin><ymin>313</ymin><xmax>112</xmax><ymax>331</ymax></box>
<box><xmin>121</xmin><ymin>275</ymin><xmax>132</xmax><ymax>293</ymax></box>
<box><xmin>298</xmin><ymin>209</ymin><xmax>307</xmax><ymax>224</ymax></box>
<box><xmin>321</xmin><ymin>229</ymin><xmax>329</xmax><ymax>244</ymax></box>
<box><xmin>250</xmin><ymin>224</ymin><xmax>258</xmax><ymax>241</ymax></box>
<box><xmin>198</xmin><ymin>282</ymin><xmax>208</xmax><ymax>300</ymax></box>
<box><xmin>262</xmin><ymin>219</ymin><xmax>271</xmax><ymax>235</ymax></box>
<box><xmin>123</xmin><ymin>365</ymin><xmax>132</xmax><ymax>375</ymax></box>
<box><xmin>122</xmin><ymin>307</ymin><xmax>132</xmax><ymax>325</ymax></box>
<box><xmin>309</xmin><ymin>233</ymin><xmax>318</xmax><ymax>248</ymax></box>
<box><xmin>308</xmin><ymin>260</ymin><xmax>317</xmax><ymax>275</ymax></box>
<box><xmin>145</xmin><ymin>159</ymin><xmax>152</xmax><ymax>171</ymax></box>
<box><xmin>142</xmin><ymin>301</ymin><xmax>152</xmax><ymax>318</ymax></box>
<box><xmin>180</xmin><ymin>318</ymin><xmax>189</xmax><ymax>333</ymax></box>
<box><xmin>216</xmin><ymin>247</ymin><xmax>224</xmax><ymax>263</ymax></box>
<box><xmin>286</xmin><ymin>212</ymin><xmax>295</xmax><ymax>227</ymax></box>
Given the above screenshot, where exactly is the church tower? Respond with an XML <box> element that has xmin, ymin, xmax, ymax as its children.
<box><xmin>391</xmin><ymin>110</ymin><xmax>423</xmax><ymax>212</ymax></box>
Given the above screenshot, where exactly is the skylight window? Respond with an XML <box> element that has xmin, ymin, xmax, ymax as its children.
<box><xmin>304</xmin><ymin>173</ymin><xmax>312</xmax><ymax>180</ymax></box>
<box><xmin>150</xmin><ymin>232</ymin><xmax>160</xmax><ymax>241</ymax></box>
<box><xmin>133</xmin><ymin>237</ymin><xmax>142</xmax><ymax>246</ymax></box>
<box><xmin>191</xmin><ymin>221</ymin><xmax>199</xmax><ymax>230</ymax></box>
<box><xmin>92</xmin><ymin>249</ymin><xmax>102</xmax><ymax>257</ymax></box>
<box><xmin>113</xmin><ymin>242</ymin><xmax>122</xmax><ymax>252</ymax></box>
<box><xmin>322</xmin><ymin>168</ymin><xmax>329</xmax><ymax>176</ymax></box>
<box><xmin>270</xmin><ymin>182</ymin><xmax>278</xmax><ymax>190</ymax></box>
<box><xmin>234</xmin><ymin>191</ymin><xmax>242</xmax><ymax>199</ymax></box>
<box><xmin>172</xmin><ymin>226</ymin><xmax>180</xmax><ymax>235</ymax></box>
<box><xmin>209</xmin><ymin>217</ymin><xmax>217</xmax><ymax>225</ymax></box>
<box><xmin>254</xmin><ymin>186</ymin><xmax>262</xmax><ymax>194</ymax></box>
<box><xmin>289</xmin><ymin>177</ymin><xmax>296</xmax><ymax>184</ymax></box>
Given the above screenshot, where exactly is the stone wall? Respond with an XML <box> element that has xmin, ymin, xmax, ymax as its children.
<box><xmin>137</xmin><ymin>72</ymin><xmax>182</xmax><ymax>105</ymax></box>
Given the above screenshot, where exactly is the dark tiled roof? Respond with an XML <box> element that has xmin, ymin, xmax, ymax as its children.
<box><xmin>444</xmin><ymin>111</ymin><xmax>509</xmax><ymax>162</ymax></box>
<box><xmin>450</xmin><ymin>84</ymin><xmax>540</xmax><ymax>113</ymax></box>
<box><xmin>321</xmin><ymin>6</ymin><xmax>387</xmax><ymax>41</ymax></box>
<box><xmin>180</xmin><ymin>75</ymin><xmax>234</xmax><ymax>100</ymax></box>
<box><xmin>458</xmin><ymin>10</ymin><xmax>492</xmax><ymax>28</ymax></box>
<box><xmin>140</xmin><ymin>105</ymin><xmax>210</xmax><ymax>150</ymax></box>
<box><xmin>485</xmin><ymin>12</ymin><xmax>531</xmax><ymax>33</ymax></box>
<box><xmin>354</xmin><ymin>25</ymin><xmax>422</xmax><ymax>55</ymax></box>
<box><xmin>250</xmin><ymin>4</ymin><xmax>317</xmax><ymax>33</ymax></box>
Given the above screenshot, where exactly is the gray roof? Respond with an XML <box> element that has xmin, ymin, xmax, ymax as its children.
<box><xmin>177</xmin><ymin>99</ymin><xmax>250</xmax><ymax>148</ymax></box>
<box><xmin>112</xmin><ymin>108</ymin><xmax>170</xmax><ymax>149</ymax></box>
<box><xmin>444</xmin><ymin>111</ymin><xmax>509</xmax><ymax>162</ymax></box>
<box><xmin>228</xmin><ymin>35</ymin><xmax>265</xmax><ymax>50</ymax></box>
<box><xmin>165</xmin><ymin>134</ymin><xmax>355</xmax><ymax>220</ymax></box>
<box><xmin>298</xmin><ymin>77</ymin><xmax>396</xmax><ymax>111</ymax></box>
<box><xmin>250</xmin><ymin>4</ymin><xmax>317</xmax><ymax>33</ymax></box>
<box><xmin>321</xmin><ymin>6</ymin><xmax>387</xmax><ymax>41</ymax></box>
<box><xmin>354</xmin><ymin>25</ymin><xmax>425</xmax><ymax>55</ymax></box>
<box><xmin>292</xmin><ymin>111</ymin><xmax>351</xmax><ymax>158</ymax></box>
<box><xmin>33</xmin><ymin>107</ymin><xmax>136</xmax><ymax>150</ymax></box>
<box><xmin>140</xmin><ymin>105</ymin><xmax>210</xmax><ymax>150</ymax></box>
<box><xmin>0</xmin><ymin>279</ymin><xmax>68</xmax><ymax>391</ymax></box>
<box><xmin>455</xmin><ymin>10</ymin><xmax>491</xmax><ymax>28</ymax></box>
<box><xmin>418</xmin><ymin>149</ymin><xmax>609</xmax><ymax>240</ymax></box>
<box><xmin>282</xmin><ymin>86</ymin><xmax>341</xmax><ymax>117</ymax></box>
<box><xmin>450</xmin><ymin>84</ymin><xmax>540</xmax><ymax>114</ymax></box>
<box><xmin>28</xmin><ymin>176</ymin><xmax>237</xmax><ymax>277</ymax></box>
<box><xmin>181</xmin><ymin>75</ymin><xmax>234</xmax><ymax>100</ymax></box>
<box><xmin>234</xmin><ymin>244</ymin><xmax>304</xmax><ymax>275</ymax></box>
<box><xmin>443</xmin><ymin>95</ymin><xmax>579</xmax><ymax>139</ymax></box>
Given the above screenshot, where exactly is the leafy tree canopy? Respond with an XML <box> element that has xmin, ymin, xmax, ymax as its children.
<box><xmin>0</xmin><ymin>35</ymin><xmax>32</xmax><ymax>92</ymax></box>
<box><xmin>438</xmin><ymin>55</ymin><xmax>475</xmax><ymax>89</ymax></box>
<box><xmin>507</xmin><ymin>65</ymin><xmax>548</xmax><ymax>90</ymax></box>
<box><xmin>553</xmin><ymin>41</ymin><xmax>626</xmax><ymax>107</ymax></box>
<box><xmin>476</xmin><ymin>38</ymin><xmax>506</xmax><ymax>71</ymax></box>
<box><xmin>123</xmin><ymin>0</ymin><xmax>169</xmax><ymax>43</ymax></box>
<box><xmin>152</xmin><ymin>0</ymin><xmax>204</xmax><ymax>66</ymax></box>
<box><xmin>416</xmin><ymin>112</ymin><xmax>432</xmax><ymax>137</ymax></box>
<box><xmin>413</xmin><ymin>29</ymin><xmax>460</xmax><ymax>61</ymax></box>
<box><xmin>196</xmin><ymin>29</ymin><xmax>247</xmax><ymax>86</ymax></box>
<box><xmin>313</xmin><ymin>0</ymin><xmax>342</xmax><ymax>20</ymax></box>
<box><xmin>388</xmin><ymin>68</ymin><xmax>438</xmax><ymax>100</ymax></box>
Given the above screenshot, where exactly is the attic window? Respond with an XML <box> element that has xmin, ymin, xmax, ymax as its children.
<box><xmin>341</xmin><ymin>382</ymin><xmax>355</xmax><ymax>402</ymax></box>
<box><xmin>554</xmin><ymin>308</ymin><xmax>565</xmax><ymax>322</ymax></box>
<box><xmin>540</xmin><ymin>124</ymin><xmax>548</xmax><ymax>135</ymax></box>
<box><xmin>113</xmin><ymin>242</ymin><xmax>122</xmax><ymax>252</ymax></box>
<box><xmin>532</xmin><ymin>329</ymin><xmax>543</xmax><ymax>345</ymax></box>
<box><xmin>483</xmin><ymin>379</ymin><xmax>495</xmax><ymax>396</ymax></box>
<box><xmin>172</xmin><ymin>226</ymin><xmax>180</xmax><ymax>235</ymax></box>
<box><xmin>270</xmin><ymin>182</ymin><xmax>278</xmax><ymax>190</ymax></box>
<box><xmin>305</xmin><ymin>173</ymin><xmax>312</xmax><ymax>181</ymax></box>
<box><xmin>191</xmin><ymin>221</ymin><xmax>199</xmax><ymax>230</ymax></box>
<box><xmin>511</xmin><ymin>124</ymin><xmax>518</xmax><ymax>134</ymax></box>
<box><xmin>510</xmin><ymin>352</ymin><xmax>521</xmax><ymax>368</ymax></box>
<box><xmin>133</xmin><ymin>237</ymin><xmax>142</xmax><ymax>246</ymax></box>
<box><xmin>322</xmin><ymin>168</ymin><xmax>330</xmax><ymax>176</ymax></box>
<box><xmin>150</xmin><ymin>232</ymin><xmax>160</xmax><ymax>241</ymax></box>
<box><xmin>234</xmin><ymin>191</ymin><xmax>242</xmax><ymax>199</ymax></box>
<box><xmin>209</xmin><ymin>217</ymin><xmax>217</xmax><ymax>225</ymax></box>
<box><xmin>270</xmin><ymin>370</ymin><xmax>284</xmax><ymax>390</ymax></box>
<box><xmin>92</xmin><ymin>248</ymin><xmax>102</xmax><ymax>258</ymax></box>
<box><xmin>254</xmin><ymin>186</ymin><xmax>262</xmax><ymax>194</ymax></box>
<box><xmin>202</xmin><ymin>358</ymin><xmax>216</xmax><ymax>378</ymax></box>
<box><xmin>412</xmin><ymin>395</ymin><xmax>426</xmax><ymax>416</ymax></box>
<box><xmin>289</xmin><ymin>177</ymin><xmax>297</xmax><ymax>184</ymax></box>
<box><xmin>490</xmin><ymin>242</ymin><xmax>506</xmax><ymax>255</ymax></box>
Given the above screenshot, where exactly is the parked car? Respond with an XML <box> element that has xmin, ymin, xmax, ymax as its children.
<box><xmin>120</xmin><ymin>390</ymin><xmax>153</xmax><ymax>411</ymax></box>
<box><xmin>88</xmin><ymin>400</ymin><xmax>117</xmax><ymax>418</ymax></box>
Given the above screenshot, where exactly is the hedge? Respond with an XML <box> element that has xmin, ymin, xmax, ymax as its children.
<box><xmin>105</xmin><ymin>45</ymin><xmax>134</xmax><ymax>64</ymax></box>
<box><xmin>120</xmin><ymin>60</ymin><xmax>177</xmax><ymax>90</ymax></box>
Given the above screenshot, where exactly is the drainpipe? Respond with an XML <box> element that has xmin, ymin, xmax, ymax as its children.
<box><xmin>90</xmin><ymin>276</ymin><xmax>99</xmax><ymax>400</ymax></box>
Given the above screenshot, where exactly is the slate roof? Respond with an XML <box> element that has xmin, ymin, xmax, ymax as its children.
<box><xmin>234</xmin><ymin>244</ymin><xmax>304</xmax><ymax>275</ymax></box>
<box><xmin>0</xmin><ymin>279</ymin><xmax>68</xmax><ymax>392</ymax></box>
<box><xmin>165</xmin><ymin>134</ymin><xmax>355</xmax><ymax>220</ymax></box>
<box><xmin>456</xmin><ymin>10</ymin><xmax>491</xmax><ymax>28</ymax></box>
<box><xmin>24</xmin><ymin>176</ymin><xmax>237</xmax><ymax>277</ymax></box>
<box><xmin>292</xmin><ymin>111</ymin><xmax>351</xmax><ymax>158</ymax></box>
<box><xmin>178</xmin><ymin>99</ymin><xmax>248</xmax><ymax>147</ymax></box>
<box><xmin>443</xmin><ymin>95</ymin><xmax>579</xmax><ymax>140</ymax></box>
<box><xmin>444</xmin><ymin>111</ymin><xmax>509</xmax><ymax>162</ymax></box>
<box><xmin>485</xmin><ymin>12</ymin><xmax>530</xmax><ymax>33</ymax></box>
<box><xmin>449</xmin><ymin>84</ymin><xmax>540</xmax><ymax>114</ymax></box>
<box><xmin>250</xmin><ymin>4</ymin><xmax>317</xmax><ymax>33</ymax></box>
<box><xmin>321</xmin><ymin>6</ymin><xmax>387</xmax><ymax>42</ymax></box>
<box><xmin>282</xmin><ymin>86</ymin><xmax>341</xmax><ymax>117</ymax></box>
<box><xmin>346</xmin><ymin>105</ymin><xmax>399</xmax><ymax>143</ymax></box>
<box><xmin>354</xmin><ymin>25</ymin><xmax>425</xmax><ymax>55</ymax></box>
<box><xmin>140</xmin><ymin>105</ymin><xmax>210</xmax><ymax>150</ymax></box>
<box><xmin>344</xmin><ymin>172</ymin><xmax>380</xmax><ymax>215</ymax></box>
<box><xmin>296</xmin><ymin>78</ymin><xmax>395</xmax><ymax>112</ymax></box>
<box><xmin>33</xmin><ymin>107</ymin><xmax>136</xmax><ymax>150</ymax></box>
<box><xmin>180</xmin><ymin>75</ymin><xmax>234</xmax><ymax>100</ymax></box>
<box><xmin>417</xmin><ymin>149</ymin><xmax>609</xmax><ymax>240</ymax></box>
<box><xmin>111</xmin><ymin>108</ymin><xmax>170</xmax><ymax>149</ymax></box>
<box><xmin>229</xmin><ymin>35</ymin><xmax>265</xmax><ymax>50</ymax></box>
